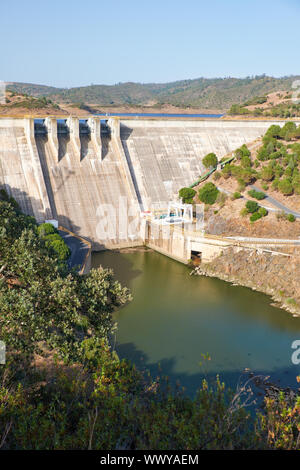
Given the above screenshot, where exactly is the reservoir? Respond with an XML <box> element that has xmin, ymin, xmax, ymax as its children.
<box><xmin>92</xmin><ymin>250</ymin><xmax>300</xmax><ymax>396</ymax></box>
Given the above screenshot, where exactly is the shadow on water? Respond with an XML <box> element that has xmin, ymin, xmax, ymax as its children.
<box><xmin>113</xmin><ymin>340</ymin><xmax>300</xmax><ymax>399</ymax></box>
<box><xmin>92</xmin><ymin>249</ymin><xmax>144</xmax><ymax>285</ymax></box>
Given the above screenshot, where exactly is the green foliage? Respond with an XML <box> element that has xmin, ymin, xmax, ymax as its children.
<box><xmin>287</xmin><ymin>214</ymin><xmax>296</xmax><ymax>222</ymax></box>
<box><xmin>198</xmin><ymin>183</ymin><xmax>219</xmax><ymax>205</ymax></box>
<box><xmin>0</xmin><ymin>199</ymin><xmax>299</xmax><ymax>450</ymax></box>
<box><xmin>278</xmin><ymin>179</ymin><xmax>293</xmax><ymax>195</ymax></box>
<box><xmin>247</xmin><ymin>189</ymin><xmax>266</xmax><ymax>200</ymax></box>
<box><xmin>241</xmin><ymin>155</ymin><xmax>251</xmax><ymax>168</ymax></box>
<box><xmin>202</xmin><ymin>153</ymin><xmax>218</xmax><ymax>169</ymax></box>
<box><xmin>0</xmin><ymin>201</ymin><xmax>131</xmax><ymax>367</ymax></box>
<box><xmin>37</xmin><ymin>222</ymin><xmax>57</xmax><ymax>237</ymax></box>
<box><xmin>245</xmin><ymin>200</ymin><xmax>259</xmax><ymax>213</ymax></box>
<box><xmin>49</xmin><ymin>239</ymin><xmax>71</xmax><ymax>261</ymax></box>
<box><xmin>250</xmin><ymin>212</ymin><xmax>262</xmax><ymax>222</ymax></box>
<box><xmin>235</xmin><ymin>144</ymin><xmax>251</xmax><ymax>160</ymax></box>
<box><xmin>178</xmin><ymin>187</ymin><xmax>196</xmax><ymax>204</ymax></box>
<box><xmin>37</xmin><ymin>223</ymin><xmax>70</xmax><ymax>261</ymax></box>
<box><xmin>260</xmin><ymin>166</ymin><xmax>274</xmax><ymax>181</ymax></box>
<box><xmin>233</xmin><ymin>192</ymin><xmax>242</xmax><ymax>199</ymax></box>
<box><xmin>10</xmin><ymin>75</ymin><xmax>298</xmax><ymax>110</ymax></box>
<box><xmin>258</xmin><ymin>207</ymin><xmax>268</xmax><ymax>217</ymax></box>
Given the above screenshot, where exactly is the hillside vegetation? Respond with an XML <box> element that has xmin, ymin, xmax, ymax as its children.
<box><xmin>188</xmin><ymin>122</ymin><xmax>300</xmax><ymax>239</ymax></box>
<box><xmin>8</xmin><ymin>75</ymin><xmax>300</xmax><ymax>111</ymax></box>
<box><xmin>0</xmin><ymin>197</ymin><xmax>300</xmax><ymax>449</ymax></box>
<box><xmin>229</xmin><ymin>91</ymin><xmax>300</xmax><ymax>118</ymax></box>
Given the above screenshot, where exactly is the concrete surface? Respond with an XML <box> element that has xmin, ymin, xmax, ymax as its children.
<box><xmin>0</xmin><ymin>117</ymin><xmax>295</xmax><ymax>251</ymax></box>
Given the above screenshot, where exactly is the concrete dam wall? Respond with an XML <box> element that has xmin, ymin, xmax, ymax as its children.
<box><xmin>120</xmin><ymin>119</ymin><xmax>276</xmax><ymax>210</ymax></box>
<box><xmin>0</xmin><ymin>117</ymin><xmax>286</xmax><ymax>249</ymax></box>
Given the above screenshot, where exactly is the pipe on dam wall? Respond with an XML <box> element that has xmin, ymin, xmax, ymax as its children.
<box><xmin>0</xmin><ymin>117</ymin><xmax>291</xmax><ymax>249</ymax></box>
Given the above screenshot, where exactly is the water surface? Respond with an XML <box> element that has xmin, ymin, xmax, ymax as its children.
<box><xmin>92</xmin><ymin>250</ymin><xmax>300</xmax><ymax>396</ymax></box>
<box><xmin>97</xmin><ymin>112</ymin><xmax>223</xmax><ymax>118</ymax></box>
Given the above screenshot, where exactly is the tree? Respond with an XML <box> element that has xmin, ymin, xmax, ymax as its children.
<box><xmin>250</xmin><ymin>212</ymin><xmax>262</xmax><ymax>222</ymax></box>
<box><xmin>198</xmin><ymin>183</ymin><xmax>219</xmax><ymax>205</ymax></box>
<box><xmin>202</xmin><ymin>153</ymin><xmax>218</xmax><ymax>169</ymax></box>
<box><xmin>178</xmin><ymin>187</ymin><xmax>196</xmax><ymax>204</ymax></box>
<box><xmin>260</xmin><ymin>166</ymin><xmax>274</xmax><ymax>181</ymax></box>
<box><xmin>278</xmin><ymin>179</ymin><xmax>293</xmax><ymax>195</ymax></box>
<box><xmin>37</xmin><ymin>222</ymin><xmax>57</xmax><ymax>237</ymax></box>
<box><xmin>245</xmin><ymin>200</ymin><xmax>259</xmax><ymax>213</ymax></box>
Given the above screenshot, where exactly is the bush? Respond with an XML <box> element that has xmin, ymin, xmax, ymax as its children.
<box><xmin>241</xmin><ymin>156</ymin><xmax>251</xmax><ymax>168</ymax></box>
<box><xmin>237</xmin><ymin>178</ymin><xmax>246</xmax><ymax>191</ymax></box>
<box><xmin>49</xmin><ymin>239</ymin><xmax>71</xmax><ymax>261</ymax></box>
<box><xmin>260</xmin><ymin>166</ymin><xmax>274</xmax><ymax>181</ymax></box>
<box><xmin>258</xmin><ymin>207</ymin><xmax>268</xmax><ymax>217</ymax></box>
<box><xmin>272</xmin><ymin>178</ymin><xmax>280</xmax><ymax>190</ymax></box>
<box><xmin>44</xmin><ymin>233</ymin><xmax>63</xmax><ymax>243</ymax></box>
<box><xmin>37</xmin><ymin>222</ymin><xmax>57</xmax><ymax>237</ymax></box>
<box><xmin>278</xmin><ymin>179</ymin><xmax>293</xmax><ymax>196</ymax></box>
<box><xmin>198</xmin><ymin>183</ymin><xmax>219</xmax><ymax>205</ymax></box>
<box><xmin>245</xmin><ymin>200</ymin><xmax>259</xmax><ymax>213</ymax></box>
<box><xmin>178</xmin><ymin>187</ymin><xmax>196</xmax><ymax>204</ymax></box>
<box><xmin>202</xmin><ymin>153</ymin><xmax>218</xmax><ymax>169</ymax></box>
<box><xmin>247</xmin><ymin>189</ymin><xmax>266</xmax><ymax>200</ymax></box>
<box><xmin>287</xmin><ymin>214</ymin><xmax>296</xmax><ymax>222</ymax></box>
<box><xmin>233</xmin><ymin>192</ymin><xmax>242</xmax><ymax>199</ymax></box>
<box><xmin>250</xmin><ymin>212</ymin><xmax>262</xmax><ymax>222</ymax></box>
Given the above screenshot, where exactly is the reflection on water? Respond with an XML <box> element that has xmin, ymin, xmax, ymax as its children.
<box><xmin>92</xmin><ymin>250</ymin><xmax>300</xmax><ymax>396</ymax></box>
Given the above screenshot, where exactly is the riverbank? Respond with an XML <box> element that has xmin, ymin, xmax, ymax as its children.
<box><xmin>192</xmin><ymin>247</ymin><xmax>300</xmax><ymax>317</ymax></box>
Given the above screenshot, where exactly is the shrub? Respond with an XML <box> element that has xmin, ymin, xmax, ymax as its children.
<box><xmin>272</xmin><ymin>178</ymin><xmax>280</xmax><ymax>190</ymax></box>
<box><xmin>241</xmin><ymin>156</ymin><xmax>251</xmax><ymax>168</ymax></box>
<box><xmin>237</xmin><ymin>178</ymin><xmax>246</xmax><ymax>191</ymax></box>
<box><xmin>258</xmin><ymin>207</ymin><xmax>268</xmax><ymax>217</ymax></box>
<box><xmin>235</xmin><ymin>144</ymin><xmax>250</xmax><ymax>159</ymax></box>
<box><xmin>198</xmin><ymin>183</ymin><xmax>219</xmax><ymax>205</ymax></box>
<box><xmin>245</xmin><ymin>200</ymin><xmax>259</xmax><ymax>213</ymax></box>
<box><xmin>37</xmin><ymin>222</ymin><xmax>57</xmax><ymax>237</ymax></box>
<box><xmin>178</xmin><ymin>187</ymin><xmax>196</xmax><ymax>204</ymax></box>
<box><xmin>250</xmin><ymin>212</ymin><xmax>262</xmax><ymax>222</ymax></box>
<box><xmin>278</xmin><ymin>179</ymin><xmax>293</xmax><ymax>196</ymax></box>
<box><xmin>287</xmin><ymin>214</ymin><xmax>296</xmax><ymax>222</ymax></box>
<box><xmin>260</xmin><ymin>166</ymin><xmax>274</xmax><ymax>181</ymax></box>
<box><xmin>247</xmin><ymin>189</ymin><xmax>266</xmax><ymax>200</ymax></box>
<box><xmin>44</xmin><ymin>233</ymin><xmax>63</xmax><ymax>242</ymax></box>
<box><xmin>202</xmin><ymin>153</ymin><xmax>218</xmax><ymax>169</ymax></box>
<box><xmin>49</xmin><ymin>239</ymin><xmax>71</xmax><ymax>261</ymax></box>
<box><xmin>233</xmin><ymin>192</ymin><xmax>242</xmax><ymax>199</ymax></box>
<box><xmin>213</xmin><ymin>171</ymin><xmax>221</xmax><ymax>181</ymax></box>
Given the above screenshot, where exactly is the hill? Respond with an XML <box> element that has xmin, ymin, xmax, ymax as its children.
<box><xmin>228</xmin><ymin>90</ymin><xmax>300</xmax><ymax>118</ymax></box>
<box><xmin>7</xmin><ymin>75</ymin><xmax>300</xmax><ymax>112</ymax></box>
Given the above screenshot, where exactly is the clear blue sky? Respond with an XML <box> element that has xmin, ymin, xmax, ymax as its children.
<box><xmin>1</xmin><ymin>0</ymin><xmax>299</xmax><ymax>87</ymax></box>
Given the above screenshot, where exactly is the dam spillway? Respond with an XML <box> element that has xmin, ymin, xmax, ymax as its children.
<box><xmin>0</xmin><ymin>116</ymin><xmax>286</xmax><ymax>249</ymax></box>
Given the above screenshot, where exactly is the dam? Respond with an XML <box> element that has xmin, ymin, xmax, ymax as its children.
<box><xmin>0</xmin><ymin>116</ymin><xmax>289</xmax><ymax>255</ymax></box>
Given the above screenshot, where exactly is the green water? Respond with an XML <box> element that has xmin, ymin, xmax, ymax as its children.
<box><xmin>92</xmin><ymin>250</ymin><xmax>300</xmax><ymax>396</ymax></box>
